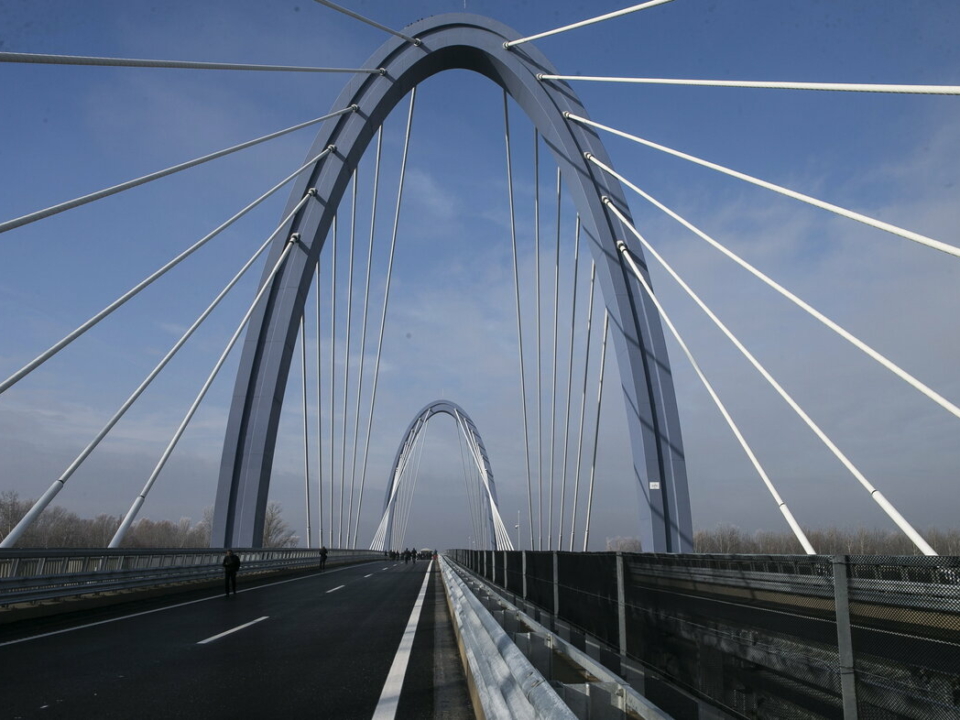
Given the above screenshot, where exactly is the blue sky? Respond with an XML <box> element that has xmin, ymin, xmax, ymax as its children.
<box><xmin>1</xmin><ymin>0</ymin><xmax>958</xmax><ymax>551</ymax></box>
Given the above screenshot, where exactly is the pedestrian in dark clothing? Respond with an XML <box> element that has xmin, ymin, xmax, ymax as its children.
<box><xmin>320</xmin><ymin>545</ymin><xmax>328</xmax><ymax>571</ymax></box>
<box><xmin>223</xmin><ymin>549</ymin><xmax>241</xmax><ymax>597</ymax></box>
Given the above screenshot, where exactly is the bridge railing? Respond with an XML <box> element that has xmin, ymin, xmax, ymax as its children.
<box><xmin>448</xmin><ymin>549</ymin><xmax>960</xmax><ymax>720</ymax></box>
<box><xmin>0</xmin><ymin>547</ymin><xmax>379</xmax><ymax>607</ymax></box>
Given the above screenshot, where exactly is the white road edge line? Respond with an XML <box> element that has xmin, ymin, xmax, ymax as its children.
<box><xmin>372</xmin><ymin>559</ymin><xmax>434</xmax><ymax>720</ymax></box>
<box><xmin>0</xmin><ymin>561</ymin><xmax>382</xmax><ymax>648</ymax></box>
<box><xmin>197</xmin><ymin>616</ymin><xmax>269</xmax><ymax>645</ymax></box>
<box><xmin>326</xmin><ymin>585</ymin><xmax>346</xmax><ymax>594</ymax></box>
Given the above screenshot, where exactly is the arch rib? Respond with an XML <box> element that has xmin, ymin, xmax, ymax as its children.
<box><xmin>213</xmin><ymin>13</ymin><xmax>692</xmax><ymax>552</ymax></box>
<box><xmin>372</xmin><ymin>400</ymin><xmax>511</xmax><ymax>552</ymax></box>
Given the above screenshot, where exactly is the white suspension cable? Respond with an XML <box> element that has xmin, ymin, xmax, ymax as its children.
<box><xmin>547</xmin><ymin>168</ymin><xmax>562</xmax><ymax>550</ymax></box>
<box><xmin>453</xmin><ymin>412</ymin><xmax>482</xmax><ymax>541</ymax></box>
<box><xmin>503</xmin><ymin>93</ymin><xmax>536</xmax><ymax>552</ymax></box>
<box><xmin>504</xmin><ymin>0</ymin><xmax>674</xmax><ymax>48</ymax></box>
<box><xmin>329</xmin><ymin>216</ymin><xmax>338</xmax><ymax>546</ymax></box>
<box><xmin>588</xmin><ymin>154</ymin><xmax>960</xmax><ymax>423</ymax></box>
<box><xmin>0</xmin><ymin>50</ymin><xmax>383</xmax><ymax>74</ymax></box>
<box><xmin>107</xmin><ymin>231</ymin><xmax>303</xmax><ymax>548</ymax></box>
<box><xmin>312</xmin><ymin>0</ymin><xmax>420</xmax><ymax>45</ymax></box>
<box><xmin>377</xmin><ymin>426</ymin><xmax>419</xmax><ymax>550</ymax></box>
<box><xmin>533</xmin><ymin>130</ymin><xmax>544</xmax><ymax>551</ymax></box>
<box><xmin>455</xmin><ymin>411</ymin><xmax>514</xmax><ymax>550</ymax></box>
<box><xmin>0</xmin><ymin>195</ymin><xmax>310</xmax><ymax>549</ymax></box>
<box><xmin>357</xmin><ymin>89</ymin><xmax>418</xmax><ymax>544</ymax></box>
<box><xmin>616</xmin><ymin>239</ymin><xmax>815</xmax><ymax>554</ymax></box>
<box><xmin>391</xmin><ymin>427</ymin><xmax>423</xmax><ymax>550</ymax></box>
<box><xmin>0</xmin><ymin>146</ymin><xmax>334</xmax><ymax>397</ymax></box>
<box><xmin>301</xmin><ymin>316</ymin><xmax>313</xmax><ymax>549</ymax></box>
<box><xmin>456</xmin><ymin>414</ymin><xmax>483</xmax><ymax>547</ymax></box>
<box><xmin>603</xmin><ymin>197</ymin><xmax>938</xmax><ymax>556</ymax></box>
<box><xmin>343</xmin><ymin>170</ymin><xmax>359</xmax><ymax>547</ymax></box>
<box><xmin>338</xmin><ymin>170</ymin><xmax>358</xmax><ymax>547</ymax></box>
<box><xmin>541</xmin><ymin>74</ymin><xmax>960</xmax><ymax>95</ymax></box>
<box><xmin>0</xmin><ymin>108</ymin><xmax>353</xmax><ymax>236</ymax></box>
<box><xmin>568</xmin><ymin>262</ymin><xmax>596</xmax><ymax>551</ymax></box>
<box><xmin>317</xmin><ymin>271</ymin><xmax>326</xmax><ymax>548</ymax></box>
<box><xmin>350</xmin><ymin>128</ymin><xmax>383</xmax><ymax>548</ymax></box>
<box><xmin>557</xmin><ymin>216</ymin><xmax>581</xmax><ymax>549</ymax></box>
<box><xmin>566</xmin><ymin>114</ymin><xmax>960</xmax><ymax>258</ymax></box>
<box><xmin>398</xmin><ymin>424</ymin><xmax>429</xmax><ymax>548</ymax></box>
<box><xmin>582</xmin><ymin>312</ymin><xmax>610</xmax><ymax>552</ymax></box>
<box><xmin>370</xmin><ymin>513</ymin><xmax>389</xmax><ymax>552</ymax></box>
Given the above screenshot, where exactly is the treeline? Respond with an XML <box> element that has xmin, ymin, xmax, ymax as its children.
<box><xmin>693</xmin><ymin>524</ymin><xmax>960</xmax><ymax>555</ymax></box>
<box><xmin>694</xmin><ymin>524</ymin><xmax>960</xmax><ymax>555</ymax></box>
<box><xmin>608</xmin><ymin>524</ymin><xmax>960</xmax><ymax>555</ymax></box>
<box><xmin>0</xmin><ymin>491</ymin><xmax>298</xmax><ymax>549</ymax></box>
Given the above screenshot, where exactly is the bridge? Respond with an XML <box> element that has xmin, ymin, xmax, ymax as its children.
<box><xmin>1</xmin><ymin>1</ymin><xmax>959</xmax><ymax>718</ymax></box>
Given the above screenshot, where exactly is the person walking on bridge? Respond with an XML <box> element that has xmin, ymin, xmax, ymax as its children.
<box><xmin>319</xmin><ymin>545</ymin><xmax>328</xmax><ymax>571</ymax></box>
<box><xmin>222</xmin><ymin>549</ymin><xmax>241</xmax><ymax>597</ymax></box>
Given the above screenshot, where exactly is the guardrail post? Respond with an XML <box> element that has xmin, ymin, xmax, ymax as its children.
<box><xmin>616</xmin><ymin>551</ymin><xmax>627</xmax><ymax>656</ymax></box>
<box><xmin>553</xmin><ymin>551</ymin><xmax>560</xmax><ymax>624</ymax></box>
<box><xmin>833</xmin><ymin>555</ymin><xmax>859</xmax><ymax>719</ymax></box>
<box><xmin>522</xmin><ymin>550</ymin><xmax>527</xmax><ymax>600</ymax></box>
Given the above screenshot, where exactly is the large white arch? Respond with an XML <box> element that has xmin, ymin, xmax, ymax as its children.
<box><xmin>370</xmin><ymin>400</ymin><xmax>513</xmax><ymax>552</ymax></box>
<box><xmin>212</xmin><ymin>13</ymin><xmax>692</xmax><ymax>552</ymax></box>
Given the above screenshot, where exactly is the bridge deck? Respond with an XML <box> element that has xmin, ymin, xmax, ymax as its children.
<box><xmin>0</xmin><ymin>560</ymin><xmax>472</xmax><ymax>719</ymax></box>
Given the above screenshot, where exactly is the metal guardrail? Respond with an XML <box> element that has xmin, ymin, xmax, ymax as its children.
<box><xmin>439</xmin><ymin>554</ymin><xmax>580</xmax><ymax>719</ymax></box>
<box><xmin>450</xmin><ymin>550</ymin><xmax>960</xmax><ymax>720</ymax></box>
<box><xmin>441</xmin><ymin>554</ymin><xmax>673</xmax><ymax>720</ymax></box>
<box><xmin>0</xmin><ymin>547</ymin><xmax>380</xmax><ymax>607</ymax></box>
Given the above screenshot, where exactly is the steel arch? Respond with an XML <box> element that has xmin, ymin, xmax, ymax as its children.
<box><xmin>212</xmin><ymin>13</ymin><xmax>692</xmax><ymax>552</ymax></box>
<box><xmin>373</xmin><ymin>400</ymin><xmax>508</xmax><ymax>551</ymax></box>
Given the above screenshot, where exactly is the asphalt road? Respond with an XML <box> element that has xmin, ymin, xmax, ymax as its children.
<box><xmin>0</xmin><ymin>558</ymin><xmax>471</xmax><ymax>719</ymax></box>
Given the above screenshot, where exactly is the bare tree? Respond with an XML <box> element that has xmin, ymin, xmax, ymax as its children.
<box><xmin>262</xmin><ymin>502</ymin><xmax>299</xmax><ymax>548</ymax></box>
<box><xmin>0</xmin><ymin>490</ymin><xmax>30</xmax><ymax>544</ymax></box>
<box><xmin>606</xmin><ymin>536</ymin><xmax>642</xmax><ymax>552</ymax></box>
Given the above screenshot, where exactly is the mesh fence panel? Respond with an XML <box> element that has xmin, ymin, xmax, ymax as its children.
<box><xmin>504</xmin><ymin>551</ymin><xmax>524</xmax><ymax>596</ymax></box>
<box><xmin>623</xmin><ymin>553</ymin><xmax>843</xmax><ymax>720</ymax></box>
<box><xmin>493</xmin><ymin>551</ymin><xmax>504</xmax><ymax>587</ymax></box>
<box><xmin>444</xmin><ymin>549</ymin><xmax>960</xmax><ymax>719</ymax></box>
<box><xmin>846</xmin><ymin>555</ymin><xmax>960</xmax><ymax>720</ymax></box>
<box><xmin>557</xmin><ymin>552</ymin><xmax>619</xmax><ymax>648</ymax></box>
<box><xmin>525</xmin><ymin>551</ymin><xmax>555</xmax><ymax>614</ymax></box>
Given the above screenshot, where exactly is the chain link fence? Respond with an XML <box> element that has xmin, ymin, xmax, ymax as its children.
<box><xmin>447</xmin><ymin>550</ymin><xmax>960</xmax><ymax>720</ymax></box>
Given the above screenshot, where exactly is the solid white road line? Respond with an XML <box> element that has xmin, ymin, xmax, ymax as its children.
<box><xmin>371</xmin><ymin>560</ymin><xmax>434</xmax><ymax>720</ymax></box>
<box><xmin>326</xmin><ymin>585</ymin><xmax>346</xmax><ymax>593</ymax></box>
<box><xmin>197</xmin><ymin>616</ymin><xmax>268</xmax><ymax>645</ymax></box>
